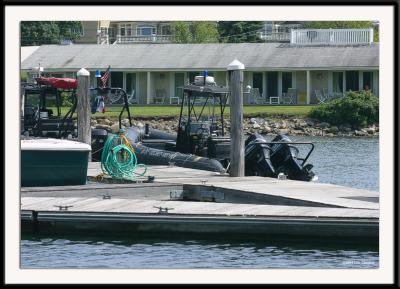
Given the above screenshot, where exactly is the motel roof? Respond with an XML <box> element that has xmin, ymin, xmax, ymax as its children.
<box><xmin>21</xmin><ymin>43</ymin><xmax>379</xmax><ymax>71</ymax></box>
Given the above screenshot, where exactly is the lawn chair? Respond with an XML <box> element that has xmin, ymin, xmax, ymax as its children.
<box><xmin>315</xmin><ymin>89</ymin><xmax>327</xmax><ymax>104</ymax></box>
<box><xmin>282</xmin><ymin>88</ymin><xmax>296</xmax><ymax>104</ymax></box>
<box><xmin>322</xmin><ymin>88</ymin><xmax>332</xmax><ymax>102</ymax></box>
<box><xmin>154</xmin><ymin>89</ymin><xmax>166</xmax><ymax>104</ymax></box>
<box><xmin>252</xmin><ymin>88</ymin><xmax>267</xmax><ymax>104</ymax></box>
<box><xmin>127</xmin><ymin>89</ymin><xmax>137</xmax><ymax>105</ymax></box>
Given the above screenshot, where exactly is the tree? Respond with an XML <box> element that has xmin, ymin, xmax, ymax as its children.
<box><xmin>171</xmin><ymin>21</ymin><xmax>219</xmax><ymax>43</ymax></box>
<box><xmin>21</xmin><ymin>21</ymin><xmax>83</xmax><ymax>46</ymax></box>
<box><xmin>171</xmin><ymin>22</ymin><xmax>192</xmax><ymax>43</ymax></box>
<box><xmin>303</xmin><ymin>21</ymin><xmax>378</xmax><ymax>42</ymax></box>
<box><xmin>218</xmin><ymin>21</ymin><xmax>264</xmax><ymax>43</ymax></box>
<box><xmin>191</xmin><ymin>22</ymin><xmax>219</xmax><ymax>43</ymax></box>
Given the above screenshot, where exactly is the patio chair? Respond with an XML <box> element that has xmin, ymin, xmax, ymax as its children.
<box><xmin>315</xmin><ymin>89</ymin><xmax>327</xmax><ymax>104</ymax></box>
<box><xmin>322</xmin><ymin>88</ymin><xmax>332</xmax><ymax>102</ymax></box>
<box><xmin>282</xmin><ymin>88</ymin><xmax>297</xmax><ymax>104</ymax></box>
<box><xmin>332</xmin><ymin>91</ymin><xmax>343</xmax><ymax>99</ymax></box>
<box><xmin>251</xmin><ymin>88</ymin><xmax>267</xmax><ymax>104</ymax></box>
<box><xmin>154</xmin><ymin>89</ymin><xmax>166</xmax><ymax>104</ymax></box>
<box><xmin>127</xmin><ymin>89</ymin><xmax>137</xmax><ymax>105</ymax></box>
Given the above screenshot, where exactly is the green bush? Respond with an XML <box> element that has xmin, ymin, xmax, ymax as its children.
<box><xmin>308</xmin><ymin>90</ymin><xmax>379</xmax><ymax>127</ymax></box>
<box><xmin>21</xmin><ymin>71</ymin><xmax>28</xmax><ymax>83</ymax></box>
<box><xmin>60</xmin><ymin>91</ymin><xmax>74</xmax><ymax>107</ymax></box>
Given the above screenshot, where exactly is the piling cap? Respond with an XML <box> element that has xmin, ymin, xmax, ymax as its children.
<box><xmin>227</xmin><ymin>59</ymin><xmax>245</xmax><ymax>71</ymax></box>
<box><xmin>77</xmin><ymin>68</ymin><xmax>90</xmax><ymax>76</ymax></box>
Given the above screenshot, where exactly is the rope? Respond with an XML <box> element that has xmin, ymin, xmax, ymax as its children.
<box><xmin>100</xmin><ymin>129</ymin><xmax>147</xmax><ymax>180</ymax></box>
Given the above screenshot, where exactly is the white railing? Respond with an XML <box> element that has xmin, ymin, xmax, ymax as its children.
<box><xmin>116</xmin><ymin>35</ymin><xmax>173</xmax><ymax>44</ymax></box>
<box><xmin>259</xmin><ymin>32</ymin><xmax>291</xmax><ymax>42</ymax></box>
<box><xmin>290</xmin><ymin>28</ymin><xmax>374</xmax><ymax>45</ymax></box>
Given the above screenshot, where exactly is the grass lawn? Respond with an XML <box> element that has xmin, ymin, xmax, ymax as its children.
<box><xmin>59</xmin><ymin>105</ymin><xmax>314</xmax><ymax>119</ymax></box>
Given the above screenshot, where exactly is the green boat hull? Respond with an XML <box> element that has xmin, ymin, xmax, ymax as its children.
<box><xmin>21</xmin><ymin>150</ymin><xmax>89</xmax><ymax>187</ymax></box>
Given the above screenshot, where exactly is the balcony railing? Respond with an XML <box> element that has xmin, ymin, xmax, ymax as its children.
<box><xmin>259</xmin><ymin>32</ymin><xmax>291</xmax><ymax>42</ymax></box>
<box><xmin>290</xmin><ymin>28</ymin><xmax>374</xmax><ymax>45</ymax></box>
<box><xmin>115</xmin><ymin>35</ymin><xmax>173</xmax><ymax>44</ymax></box>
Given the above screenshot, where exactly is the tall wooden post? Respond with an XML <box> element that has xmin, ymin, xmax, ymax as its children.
<box><xmin>227</xmin><ymin>59</ymin><xmax>245</xmax><ymax>177</ymax></box>
<box><xmin>77</xmin><ymin>68</ymin><xmax>91</xmax><ymax>161</ymax></box>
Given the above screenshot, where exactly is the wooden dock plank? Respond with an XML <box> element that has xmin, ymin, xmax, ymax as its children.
<box><xmin>86</xmin><ymin>162</ymin><xmax>378</xmax><ymax>210</ymax></box>
<box><xmin>21</xmin><ymin>197</ymin><xmax>378</xmax><ymax>219</ymax></box>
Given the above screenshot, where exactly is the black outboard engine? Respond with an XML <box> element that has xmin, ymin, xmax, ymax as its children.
<box><xmin>244</xmin><ymin>133</ymin><xmax>275</xmax><ymax>177</ymax></box>
<box><xmin>269</xmin><ymin>134</ymin><xmax>315</xmax><ymax>181</ymax></box>
<box><xmin>91</xmin><ymin>128</ymin><xmax>108</xmax><ymax>161</ymax></box>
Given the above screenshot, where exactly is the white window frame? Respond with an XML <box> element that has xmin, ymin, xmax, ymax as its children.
<box><xmin>136</xmin><ymin>25</ymin><xmax>156</xmax><ymax>36</ymax></box>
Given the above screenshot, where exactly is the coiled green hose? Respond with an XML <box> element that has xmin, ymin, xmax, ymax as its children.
<box><xmin>101</xmin><ymin>129</ymin><xmax>147</xmax><ymax>180</ymax></box>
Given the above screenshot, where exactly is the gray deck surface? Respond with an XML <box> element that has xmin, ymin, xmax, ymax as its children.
<box><xmin>21</xmin><ymin>163</ymin><xmax>379</xmax><ymax>221</ymax></box>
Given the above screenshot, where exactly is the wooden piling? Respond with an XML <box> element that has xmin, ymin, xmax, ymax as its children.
<box><xmin>76</xmin><ymin>68</ymin><xmax>91</xmax><ymax>161</ymax></box>
<box><xmin>227</xmin><ymin>59</ymin><xmax>245</xmax><ymax>177</ymax></box>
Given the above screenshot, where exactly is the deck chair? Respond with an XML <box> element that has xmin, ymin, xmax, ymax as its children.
<box><xmin>154</xmin><ymin>89</ymin><xmax>166</xmax><ymax>104</ymax></box>
<box><xmin>252</xmin><ymin>88</ymin><xmax>266</xmax><ymax>104</ymax></box>
<box><xmin>127</xmin><ymin>89</ymin><xmax>137</xmax><ymax>105</ymax></box>
<box><xmin>322</xmin><ymin>88</ymin><xmax>332</xmax><ymax>102</ymax></box>
<box><xmin>282</xmin><ymin>88</ymin><xmax>296</xmax><ymax>104</ymax></box>
<box><xmin>315</xmin><ymin>89</ymin><xmax>327</xmax><ymax>104</ymax></box>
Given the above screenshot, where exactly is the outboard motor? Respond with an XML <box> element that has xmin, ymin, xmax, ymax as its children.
<box><xmin>91</xmin><ymin>128</ymin><xmax>108</xmax><ymax>161</ymax></box>
<box><xmin>269</xmin><ymin>134</ymin><xmax>315</xmax><ymax>181</ymax></box>
<box><xmin>244</xmin><ymin>133</ymin><xmax>275</xmax><ymax>177</ymax></box>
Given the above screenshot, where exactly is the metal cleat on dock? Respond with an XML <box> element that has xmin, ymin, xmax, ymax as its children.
<box><xmin>153</xmin><ymin>206</ymin><xmax>174</xmax><ymax>214</ymax></box>
<box><xmin>54</xmin><ymin>205</ymin><xmax>73</xmax><ymax>211</ymax></box>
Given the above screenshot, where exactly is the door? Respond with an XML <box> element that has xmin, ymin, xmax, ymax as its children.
<box><xmin>126</xmin><ymin>73</ymin><xmax>136</xmax><ymax>95</ymax></box>
<box><xmin>282</xmin><ymin>72</ymin><xmax>292</xmax><ymax>94</ymax></box>
<box><xmin>175</xmin><ymin>73</ymin><xmax>184</xmax><ymax>98</ymax></box>
<box><xmin>252</xmin><ymin>72</ymin><xmax>263</xmax><ymax>95</ymax></box>
<box><xmin>345</xmin><ymin>71</ymin><xmax>359</xmax><ymax>91</ymax></box>
<box><xmin>266</xmin><ymin>72</ymin><xmax>278</xmax><ymax>97</ymax></box>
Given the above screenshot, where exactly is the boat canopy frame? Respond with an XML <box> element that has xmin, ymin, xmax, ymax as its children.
<box><xmin>21</xmin><ymin>77</ymin><xmax>134</xmax><ymax>137</ymax></box>
<box><xmin>90</xmin><ymin>87</ymin><xmax>133</xmax><ymax>129</ymax></box>
<box><xmin>178</xmin><ymin>84</ymin><xmax>229</xmax><ymax>136</ymax></box>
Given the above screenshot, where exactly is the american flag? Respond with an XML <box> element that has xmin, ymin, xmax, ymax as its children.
<box><xmin>100</xmin><ymin>66</ymin><xmax>111</xmax><ymax>88</ymax></box>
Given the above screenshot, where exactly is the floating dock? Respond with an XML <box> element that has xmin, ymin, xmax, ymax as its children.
<box><xmin>21</xmin><ymin>162</ymin><xmax>379</xmax><ymax>242</ymax></box>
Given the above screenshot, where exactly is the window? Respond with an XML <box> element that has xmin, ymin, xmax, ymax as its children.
<box><xmin>175</xmin><ymin>73</ymin><xmax>184</xmax><ymax>98</ymax></box>
<box><xmin>108</xmin><ymin>27</ymin><xmax>115</xmax><ymax>37</ymax></box>
<box><xmin>111</xmin><ymin>72</ymin><xmax>123</xmax><ymax>88</ymax></box>
<box><xmin>137</xmin><ymin>26</ymin><xmax>156</xmax><ymax>36</ymax></box>
<box><xmin>126</xmin><ymin>73</ymin><xmax>136</xmax><ymax>94</ymax></box>
<box><xmin>126</xmin><ymin>24</ymin><xmax>132</xmax><ymax>36</ymax></box>
<box><xmin>188</xmin><ymin>72</ymin><xmax>200</xmax><ymax>84</ymax></box>
<box><xmin>266</xmin><ymin>72</ymin><xmax>278</xmax><ymax>97</ymax></box>
<box><xmin>161</xmin><ymin>25</ymin><xmax>171</xmax><ymax>35</ymax></box>
<box><xmin>252</xmin><ymin>73</ymin><xmax>263</xmax><ymax>95</ymax></box>
<box><xmin>345</xmin><ymin>71</ymin><xmax>359</xmax><ymax>91</ymax></box>
<box><xmin>282</xmin><ymin>72</ymin><xmax>292</xmax><ymax>94</ymax></box>
<box><xmin>65</xmin><ymin>72</ymin><xmax>76</xmax><ymax>79</ymax></box>
<box><xmin>119</xmin><ymin>24</ymin><xmax>134</xmax><ymax>36</ymax></box>
<box><xmin>333</xmin><ymin>72</ymin><xmax>344</xmax><ymax>93</ymax></box>
<box><xmin>363</xmin><ymin>72</ymin><xmax>373</xmax><ymax>91</ymax></box>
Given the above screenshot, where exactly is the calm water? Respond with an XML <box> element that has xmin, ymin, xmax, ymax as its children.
<box><xmin>21</xmin><ymin>136</ymin><xmax>379</xmax><ymax>269</ymax></box>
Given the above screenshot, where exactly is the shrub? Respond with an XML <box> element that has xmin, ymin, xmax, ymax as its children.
<box><xmin>308</xmin><ymin>90</ymin><xmax>379</xmax><ymax>127</ymax></box>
